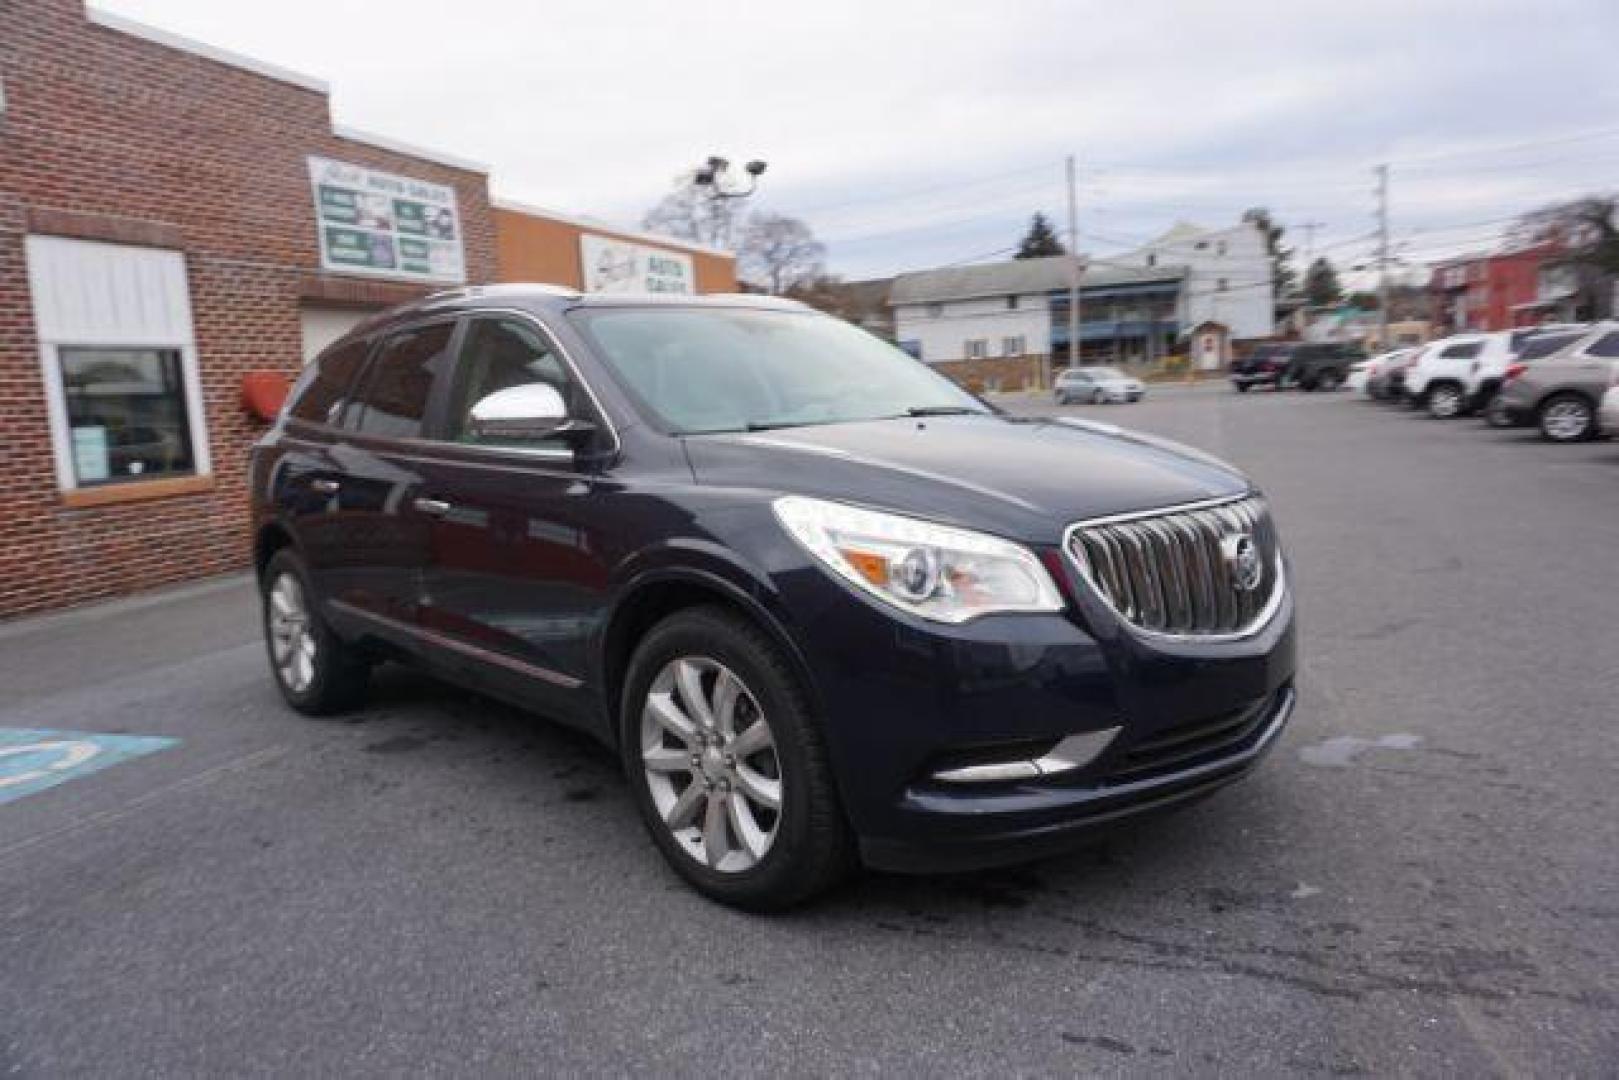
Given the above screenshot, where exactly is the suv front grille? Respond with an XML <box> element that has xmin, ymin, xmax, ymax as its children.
<box><xmin>1064</xmin><ymin>494</ymin><xmax>1282</xmax><ymax>638</ymax></box>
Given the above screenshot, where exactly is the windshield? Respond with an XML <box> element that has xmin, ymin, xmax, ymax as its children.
<box><xmin>569</xmin><ymin>306</ymin><xmax>988</xmax><ymax>434</ymax></box>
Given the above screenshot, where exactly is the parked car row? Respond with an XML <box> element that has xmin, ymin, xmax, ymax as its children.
<box><xmin>1351</xmin><ymin>322</ymin><xmax>1619</xmax><ymax>442</ymax></box>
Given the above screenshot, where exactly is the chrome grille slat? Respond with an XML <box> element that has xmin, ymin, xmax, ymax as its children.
<box><xmin>1064</xmin><ymin>494</ymin><xmax>1282</xmax><ymax>639</ymax></box>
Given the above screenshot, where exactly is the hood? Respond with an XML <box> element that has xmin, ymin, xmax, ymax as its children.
<box><xmin>682</xmin><ymin>413</ymin><xmax>1248</xmax><ymax>544</ymax></box>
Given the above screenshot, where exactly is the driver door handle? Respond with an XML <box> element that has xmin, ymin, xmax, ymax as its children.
<box><xmin>413</xmin><ymin>497</ymin><xmax>452</xmax><ymax>516</ymax></box>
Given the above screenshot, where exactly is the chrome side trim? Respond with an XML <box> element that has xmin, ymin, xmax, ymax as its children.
<box><xmin>328</xmin><ymin>599</ymin><xmax>583</xmax><ymax>690</ymax></box>
<box><xmin>931</xmin><ymin>728</ymin><xmax>1121</xmax><ymax>784</ymax></box>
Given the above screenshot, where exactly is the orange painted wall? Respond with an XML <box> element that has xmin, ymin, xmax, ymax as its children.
<box><xmin>493</xmin><ymin>207</ymin><xmax>737</xmax><ymax>293</ymax></box>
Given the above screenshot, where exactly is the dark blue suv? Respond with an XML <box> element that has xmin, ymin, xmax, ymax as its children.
<box><xmin>251</xmin><ymin>285</ymin><xmax>1296</xmax><ymax>909</ymax></box>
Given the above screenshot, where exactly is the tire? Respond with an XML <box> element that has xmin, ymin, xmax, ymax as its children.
<box><xmin>261</xmin><ymin>549</ymin><xmax>370</xmax><ymax>715</ymax></box>
<box><xmin>1235</xmin><ymin>382</ymin><xmax>1250</xmax><ymax>394</ymax></box>
<box><xmin>1538</xmin><ymin>393</ymin><xmax>1595</xmax><ymax>443</ymax></box>
<box><xmin>1091</xmin><ymin>388</ymin><xmax>1105</xmax><ymax>404</ymax></box>
<box><xmin>1317</xmin><ymin>369</ymin><xmax>1343</xmax><ymax>392</ymax></box>
<box><xmin>620</xmin><ymin>606</ymin><xmax>854</xmax><ymax>911</ymax></box>
<box><xmin>1484</xmin><ymin>395</ymin><xmax>1514</xmax><ymax>428</ymax></box>
<box><xmin>1427</xmin><ymin>382</ymin><xmax>1465</xmax><ymax>419</ymax></box>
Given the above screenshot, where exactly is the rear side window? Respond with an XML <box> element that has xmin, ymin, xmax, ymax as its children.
<box><xmin>1439</xmin><ymin>342</ymin><xmax>1483</xmax><ymax>359</ymax></box>
<box><xmin>1518</xmin><ymin>331</ymin><xmax>1583</xmax><ymax>361</ymax></box>
<box><xmin>288</xmin><ymin>339</ymin><xmax>371</xmax><ymax>426</ymax></box>
<box><xmin>1586</xmin><ymin>331</ymin><xmax>1619</xmax><ymax>358</ymax></box>
<box><xmin>352</xmin><ymin>322</ymin><xmax>456</xmax><ymax>439</ymax></box>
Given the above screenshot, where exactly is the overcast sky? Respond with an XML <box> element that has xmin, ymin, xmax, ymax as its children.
<box><xmin>101</xmin><ymin>0</ymin><xmax>1619</xmax><ymax>285</ymax></box>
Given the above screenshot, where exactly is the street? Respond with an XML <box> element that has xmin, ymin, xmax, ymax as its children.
<box><xmin>3</xmin><ymin>385</ymin><xmax>1617</xmax><ymax>1075</ymax></box>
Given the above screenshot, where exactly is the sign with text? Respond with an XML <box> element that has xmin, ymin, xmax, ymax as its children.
<box><xmin>307</xmin><ymin>157</ymin><xmax>465</xmax><ymax>284</ymax></box>
<box><xmin>580</xmin><ymin>234</ymin><xmax>695</xmax><ymax>294</ymax></box>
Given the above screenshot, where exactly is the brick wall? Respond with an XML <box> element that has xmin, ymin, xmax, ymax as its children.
<box><xmin>0</xmin><ymin>0</ymin><xmax>497</xmax><ymax>616</ymax></box>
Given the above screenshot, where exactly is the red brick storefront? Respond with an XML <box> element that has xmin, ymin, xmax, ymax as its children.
<box><xmin>0</xmin><ymin>0</ymin><xmax>497</xmax><ymax>616</ymax></box>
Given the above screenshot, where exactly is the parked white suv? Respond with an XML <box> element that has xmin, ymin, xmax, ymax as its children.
<box><xmin>1405</xmin><ymin>333</ymin><xmax>1500</xmax><ymax>418</ymax></box>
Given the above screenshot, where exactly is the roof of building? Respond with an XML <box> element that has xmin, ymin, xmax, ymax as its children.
<box><xmin>888</xmin><ymin>256</ymin><xmax>1184</xmax><ymax>305</ymax></box>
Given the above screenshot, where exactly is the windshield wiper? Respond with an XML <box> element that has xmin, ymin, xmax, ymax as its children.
<box><xmin>901</xmin><ymin>405</ymin><xmax>981</xmax><ymax>417</ymax></box>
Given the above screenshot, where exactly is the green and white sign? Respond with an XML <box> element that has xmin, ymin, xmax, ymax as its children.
<box><xmin>307</xmin><ymin>156</ymin><xmax>465</xmax><ymax>284</ymax></box>
<box><xmin>580</xmin><ymin>233</ymin><xmax>694</xmax><ymax>294</ymax></box>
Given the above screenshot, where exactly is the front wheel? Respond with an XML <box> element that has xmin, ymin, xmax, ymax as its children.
<box><xmin>261</xmin><ymin>549</ymin><xmax>370</xmax><ymax>715</ymax></box>
<box><xmin>622</xmin><ymin>606</ymin><xmax>854</xmax><ymax>910</ymax></box>
<box><xmin>1091</xmin><ymin>388</ymin><xmax>1106</xmax><ymax>404</ymax></box>
<box><xmin>1539</xmin><ymin>394</ymin><xmax>1595</xmax><ymax>442</ymax></box>
<box><xmin>1317</xmin><ymin>369</ymin><xmax>1342</xmax><ymax>392</ymax></box>
<box><xmin>1235</xmin><ymin>382</ymin><xmax>1251</xmax><ymax>394</ymax></box>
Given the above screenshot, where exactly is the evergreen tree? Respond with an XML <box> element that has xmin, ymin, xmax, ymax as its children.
<box><xmin>1304</xmin><ymin>257</ymin><xmax>1344</xmax><ymax>306</ymax></box>
<box><xmin>1015</xmin><ymin>213</ymin><xmax>1067</xmax><ymax>259</ymax></box>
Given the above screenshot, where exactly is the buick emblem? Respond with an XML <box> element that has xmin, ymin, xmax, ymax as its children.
<box><xmin>1223</xmin><ymin>533</ymin><xmax>1264</xmax><ymax>592</ymax></box>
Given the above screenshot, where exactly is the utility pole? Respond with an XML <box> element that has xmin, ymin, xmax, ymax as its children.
<box><xmin>1065</xmin><ymin>154</ymin><xmax>1082</xmax><ymax>375</ymax></box>
<box><xmin>1300</xmin><ymin>220</ymin><xmax>1325</xmax><ymax>266</ymax></box>
<box><xmin>1375</xmin><ymin>164</ymin><xmax>1390</xmax><ymax>349</ymax></box>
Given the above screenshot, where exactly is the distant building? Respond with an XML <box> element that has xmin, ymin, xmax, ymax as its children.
<box><xmin>1131</xmin><ymin>220</ymin><xmax>1274</xmax><ymax>342</ymax></box>
<box><xmin>887</xmin><ymin>256</ymin><xmax>1186</xmax><ymax>390</ymax></box>
<box><xmin>1430</xmin><ymin>246</ymin><xmax>1557</xmax><ymax>332</ymax></box>
<box><xmin>884</xmin><ymin>218</ymin><xmax>1273</xmax><ymax>389</ymax></box>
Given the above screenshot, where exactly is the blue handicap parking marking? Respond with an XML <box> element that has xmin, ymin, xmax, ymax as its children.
<box><xmin>0</xmin><ymin>728</ymin><xmax>178</xmax><ymax>805</ymax></box>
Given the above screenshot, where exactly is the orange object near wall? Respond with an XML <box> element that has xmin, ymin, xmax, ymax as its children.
<box><xmin>241</xmin><ymin>372</ymin><xmax>292</xmax><ymax>421</ymax></box>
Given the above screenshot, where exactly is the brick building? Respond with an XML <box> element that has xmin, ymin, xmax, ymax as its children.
<box><xmin>0</xmin><ymin>1</ymin><xmax>735</xmax><ymax>618</ymax></box>
<box><xmin>1430</xmin><ymin>246</ymin><xmax>1556</xmax><ymax>333</ymax></box>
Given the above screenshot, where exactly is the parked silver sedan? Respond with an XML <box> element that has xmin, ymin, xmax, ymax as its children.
<box><xmin>1054</xmin><ymin>365</ymin><xmax>1145</xmax><ymax>404</ymax></box>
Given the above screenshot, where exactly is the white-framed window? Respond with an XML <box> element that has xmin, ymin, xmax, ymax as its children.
<box><xmin>965</xmin><ymin>338</ymin><xmax>989</xmax><ymax>359</ymax></box>
<box><xmin>1002</xmin><ymin>335</ymin><xmax>1025</xmax><ymax>356</ymax></box>
<box><xmin>25</xmin><ymin>236</ymin><xmax>211</xmax><ymax>493</ymax></box>
<box><xmin>1006</xmin><ymin>295</ymin><xmax>1020</xmax><ymax>310</ymax></box>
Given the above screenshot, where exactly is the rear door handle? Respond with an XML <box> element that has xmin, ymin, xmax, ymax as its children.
<box><xmin>310</xmin><ymin>478</ymin><xmax>340</xmax><ymax>494</ymax></box>
<box><xmin>413</xmin><ymin>497</ymin><xmax>452</xmax><ymax>516</ymax></box>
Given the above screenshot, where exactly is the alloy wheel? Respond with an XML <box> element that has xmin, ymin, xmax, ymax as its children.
<box><xmin>1430</xmin><ymin>385</ymin><xmax>1463</xmax><ymax>418</ymax></box>
<box><xmin>640</xmin><ymin>657</ymin><xmax>782</xmax><ymax>873</ymax></box>
<box><xmin>267</xmin><ymin>572</ymin><xmax>317</xmax><ymax>693</ymax></box>
<box><xmin>1543</xmin><ymin>399</ymin><xmax>1591</xmax><ymax>441</ymax></box>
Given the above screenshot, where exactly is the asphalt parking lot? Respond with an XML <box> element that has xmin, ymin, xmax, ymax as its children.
<box><xmin>3</xmin><ymin>383</ymin><xmax>1616</xmax><ymax>1076</ymax></box>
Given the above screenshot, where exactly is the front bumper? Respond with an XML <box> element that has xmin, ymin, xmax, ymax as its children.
<box><xmin>777</xmin><ymin>550</ymin><xmax>1298</xmax><ymax>873</ymax></box>
<box><xmin>1493</xmin><ymin>385</ymin><xmax>1536</xmax><ymax>426</ymax></box>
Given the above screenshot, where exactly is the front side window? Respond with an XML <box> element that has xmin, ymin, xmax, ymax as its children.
<box><xmin>570</xmin><ymin>307</ymin><xmax>985</xmax><ymax>435</ymax></box>
<box><xmin>445</xmin><ymin>317</ymin><xmax>584</xmax><ymax>446</ymax></box>
<box><xmin>351</xmin><ymin>322</ymin><xmax>455</xmax><ymax>439</ymax></box>
<box><xmin>290</xmin><ymin>338</ymin><xmax>371</xmax><ymax>427</ymax></box>
<box><xmin>56</xmin><ymin>347</ymin><xmax>195</xmax><ymax>486</ymax></box>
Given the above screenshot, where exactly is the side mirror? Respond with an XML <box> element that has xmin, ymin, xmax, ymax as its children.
<box><xmin>468</xmin><ymin>384</ymin><xmax>594</xmax><ymax>444</ymax></box>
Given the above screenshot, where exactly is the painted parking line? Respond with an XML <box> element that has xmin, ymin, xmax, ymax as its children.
<box><xmin>0</xmin><ymin>728</ymin><xmax>178</xmax><ymax>805</ymax></box>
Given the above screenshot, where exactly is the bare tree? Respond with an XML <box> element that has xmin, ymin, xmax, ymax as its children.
<box><xmin>738</xmin><ymin>212</ymin><xmax>826</xmax><ymax>295</ymax></box>
<box><xmin>641</xmin><ymin>171</ymin><xmax>743</xmax><ymax>249</ymax></box>
<box><xmin>1510</xmin><ymin>195</ymin><xmax>1619</xmax><ymax>319</ymax></box>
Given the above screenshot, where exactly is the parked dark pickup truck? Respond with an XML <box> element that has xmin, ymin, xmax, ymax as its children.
<box><xmin>1231</xmin><ymin>343</ymin><xmax>1359</xmax><ymax>393</ymax></box>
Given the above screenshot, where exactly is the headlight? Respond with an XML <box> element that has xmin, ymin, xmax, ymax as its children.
<box><xmin>772</xmin><ymin>496</ymin><xmax>1064</xmax><ymax>623</ymax></box>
